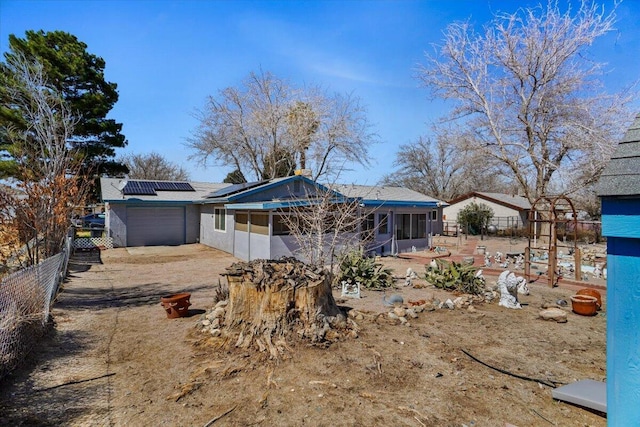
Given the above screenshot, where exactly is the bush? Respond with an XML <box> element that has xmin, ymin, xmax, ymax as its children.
<box><xmin>425</xmin><ymin>259</ymin><xmax>485</xmax><ymax>295</ymax></box>
<box><xmin>337</xmin><ymin>249</ymin><xmax>394</xmax><ymax>290</ymax></box>
<box><xmin>457</xmin><ymin>202</ymin><xmax>494</xmax><ymax>235</ymax></box>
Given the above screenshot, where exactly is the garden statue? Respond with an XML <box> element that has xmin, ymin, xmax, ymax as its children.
<box><xmin>497</xmin><ymin>270</ymin><xmax>522</xmax><ymax>309</ymax></box>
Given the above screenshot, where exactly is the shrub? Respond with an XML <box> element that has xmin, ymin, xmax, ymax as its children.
<box><xmin>337</xmin><ymin>249</ymin><xmax>394</xmax><ymax>290</ymax></box>
<box><xmin>457</xmin><ymin>202</ymin><xmax>494</xmax><ymax>235</ymax></box>
<box><xmin>425</xmin><ymin>259</ymin><xmax>485</xmax><ymax>295</ymax></box>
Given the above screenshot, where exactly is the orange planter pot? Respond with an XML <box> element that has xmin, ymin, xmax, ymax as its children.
<box><xmin>576</xmin><ymin>288</ymin><xmax>602</xmax><ymax>310</ymax></box>
<box><xmin>161</xmin><ymin>292</ymin><xmax>191</xmax><ymax>319</ymax></box>
<box><xmin>570</xmin><ymin>294</ymin><xmax>598</xmax><ymax>316</ymax></box>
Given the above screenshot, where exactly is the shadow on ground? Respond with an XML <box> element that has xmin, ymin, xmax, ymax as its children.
<box><xmin>56</xmin><ymin>282</ymin><xmax>213</xmax><ymax>311</ymax></box>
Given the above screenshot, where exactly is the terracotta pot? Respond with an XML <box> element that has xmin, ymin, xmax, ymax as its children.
<box><xmin>570</xmin><ymin>294</ymin><xmax>598</xmax><ymax>316</ymax></box>
<box><xmin>161</xmin><ymin>292</ymin><xmax>191</xmax><ymax>319</ymax></box>
<box><xmin>576</xmin><ymin>288</ymin><xmax>602</xmax><ymax>310</ymax></box>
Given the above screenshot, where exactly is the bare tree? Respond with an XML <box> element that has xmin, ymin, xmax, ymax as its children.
<box><xmin>275</xmin><ymin>182</ymin><xmax>363</xmax><ymax>269</ymax></box>
<box><xmin>286</xmin><ymin>101</ymin><xmax>319</xmax><ymax>170</ymax></box>
<box><xmin>120</xmin><ymin>152</ymin><xmax>190</xmax><ymax>181</ymax></box>
<box><xmin>381</xmin><ymin>129</ymin><xmax>510</xmax><ymax>200</ymax></box>
<box><xmin>418</xmin><ymin>1</ymin><xmax>635</xmax><ymax>202</ymax></box>
<box><xmin>0</xmin><ymin>54</ymin><xmax>89</xmax><ymax>266</ymax></box>
<box><xmin>187</xmin><ymin>70</ymin><xmax>377</xmax><ymax>182</ymax></box>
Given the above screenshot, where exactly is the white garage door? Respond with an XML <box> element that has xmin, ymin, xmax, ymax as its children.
<box><xmin>127</xmin><ymin>207</ymin><xmax>185</xmax><ymax>247</ymax></box>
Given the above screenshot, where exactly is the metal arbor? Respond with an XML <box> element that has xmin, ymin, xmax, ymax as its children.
<box><xmin>525</xmin><ymin>195</ymin><xmax>580</xmax><ymax>287</ymax></box>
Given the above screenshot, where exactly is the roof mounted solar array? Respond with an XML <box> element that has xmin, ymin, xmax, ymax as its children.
<box><xmin>122</xmin><ymin>181</ymin><xmax>195</xmax><ymax>195</ymax></box>
<box><xmin>205</xmin><ymin>180</ymin><xmax>268</xmax><ymax>198</ymax></box>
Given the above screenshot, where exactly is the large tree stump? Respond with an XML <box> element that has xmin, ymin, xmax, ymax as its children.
<box><xmin>222</xmin><ymin>258</ymin><xmax>353</xmax><ymax>358</ymax></box>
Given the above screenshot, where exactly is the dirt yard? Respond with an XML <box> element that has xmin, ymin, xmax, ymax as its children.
<box><xmin>0</xmin><ymin>238</ymin><xmax>607</xmax><ymax>426</ymax></box>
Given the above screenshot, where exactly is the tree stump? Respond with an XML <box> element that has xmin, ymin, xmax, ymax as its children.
<box><xmin>222</xmin><ymin>258</ymin><xmax>353</xmax><ymax>358</ymax></box>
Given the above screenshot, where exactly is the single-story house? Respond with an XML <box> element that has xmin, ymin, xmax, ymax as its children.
<box><xmin>595</xmin><ymin>113</ymin><xmax>640</xmax><ymax>424</ymax></box>
<box><xmin>100</xmin><ymin>175</ymin><xmax>446</xmax><ymax>261</ymax></box>
<box><xmin>443</xmin><ymin>191</ymin><xmax>531</xmax><ymax>231</ymax></box>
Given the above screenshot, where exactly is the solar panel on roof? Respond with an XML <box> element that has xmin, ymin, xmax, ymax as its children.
<box><xmin>173</xmin><ymin>182</ymin><xmax>195</xmax><ymax>191</ymax></box>
<box><xmin>206</xmin><ymin>180</ymin><xmax>268</xmax><ymax>198</ymax></box>
<box><xmin>123</xmin><ymin>181</ymin><xmax>156</xmax><ymax>195</ymax></box>
<box><xmin>153</xmin><ymin>181</ymin><xmax>173</xmax><ymax>191</ymax></box>
<box><xmin>122</xmin><ymin>180</ymin><xmax>195</xmax><ymax>195</ymax></box>
<box><xmin>154</xmin><ymin>181</ymin><xmax>194</xmax><ymax>191</ymax></box>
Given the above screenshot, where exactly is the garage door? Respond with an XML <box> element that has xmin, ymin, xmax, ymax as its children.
<box><xmin>127</xmin><ymin>207</ymin><xmax>185</xmax><ymax>247</ymax></box>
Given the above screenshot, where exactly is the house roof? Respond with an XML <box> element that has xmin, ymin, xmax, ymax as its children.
<box><xmin>100</xmin><ymin>177</ymin><xmax>228</xmax><ymax>203</ymax></box>
<box><xmin>202</xmin><ymin>175</ymin><xmax>334</xmax><ymax>204</ymax></box>
<box><xmin>333</xmin><ymin>184</ymin><xmax>446</xmax><ymax>208</ymax></box>
<box><xmin>447</xmin><ymin>192</ymin><xmax>531</xmax><ymax>211</ymax></box>
<box><xmin>596</xmin><ymin>113</ymin><xmax>640</xmax><ymax>197</ymax></box>
<box><xmin>100</xmin><ymin>176</ymin><xmax>446</xmax><ymax>209</ymax></box>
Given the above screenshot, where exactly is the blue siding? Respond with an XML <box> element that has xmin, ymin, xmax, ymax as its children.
<box><xmin>605</xmin><ymin>232</ymin><xmax>640</xmax><ymax>424</ymax></box>
<box><xmin>602</xmin><ymin>198</ymin><xmax>640</xmax><ymax>238</ymax></box>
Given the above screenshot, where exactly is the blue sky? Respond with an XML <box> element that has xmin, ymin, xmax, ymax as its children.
<box><xmin>1</xmin><ymin>0</ymin><xmax>638</xmax><ymax>185</ymax></box>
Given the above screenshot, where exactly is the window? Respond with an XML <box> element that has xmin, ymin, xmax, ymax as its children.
<box><xmin>396</xmin><ymin>214</ymin><xmax>411</xmax><ymax>240</ymax></box>
<box><xmin>416</xmin><ymin>214</ymin><xmax>427</xmax><ymax>239</ymax></box>
<box><xmin>431</xmin><ymin>210</ymin><xmax>438</xmax><ymax>221</ymax></box>
<box><xmin>396</xmin><ymin>213</ymin><xmax>427</xmax><ymax>240</ymax></box>
<box><xmin>251</xmin><ymin>213</ymin><xmax>269</xmax><ymax>235</ymax></box>
<box><xmin>235</xmin><ymin>213</ymin><xmax>248</xmax><ymax>232</ymax></box>
<box><xmin>378</xmin><ymin>213</ymin><xmax>388</xmax><ymax>234</ymax></box>
<box><xmin>362</xmin><ymin>213</ymin><xmax>375</xmax><ymax>231</ymax></box>
<box><xmin>214</xmin><ymin>208</ymin><xmax>226</xmax><ymax>231</ymax></box>
<box><xmin>273</xmin><ymin>214</ymin><xmax>291</xmax><ymax>235</ymax></box>
<box><xmin>361</xmin><ymin>213</ymin><xmax>375</xmax><ymax>241</ymax></box>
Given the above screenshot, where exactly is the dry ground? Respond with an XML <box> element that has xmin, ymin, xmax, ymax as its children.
<box><xmin>0</xmin><ymin>240</ymin><xmax>606</xmax><ymax>426</ymax></box>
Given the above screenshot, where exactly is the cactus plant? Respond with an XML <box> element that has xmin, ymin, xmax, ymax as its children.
<box><xmin>425</xmin><ymin>259</ymin><xmax>485</xmax><ymax>295</ymax></box>
<box><xmin>337</xmin><ymin>249</ymin><xmax>394</xmax><ymax>290</ymax></box>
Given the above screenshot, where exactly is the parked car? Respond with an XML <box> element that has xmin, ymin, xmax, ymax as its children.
<box><xmin>83</xmin><ymin>213</ymin><xmax>105</xmax><ymax>228</ymax></box>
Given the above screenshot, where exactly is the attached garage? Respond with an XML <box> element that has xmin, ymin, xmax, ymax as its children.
<box><xmin>126</xmin><ymin>207</ymin><xmax>185</xmax><ymax>247</ymax></box>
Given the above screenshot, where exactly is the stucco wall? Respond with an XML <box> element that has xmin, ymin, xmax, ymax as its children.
<box><xmin>199</xmin><ymin>205</ymin><xmax>234</xmax><ymax>254</ymax></box>
<box><xmin>271</xmin><ymin>233</ymin><xmax>356</xmax><ymax>265</ymax></box>
<box><xmin>249</xmin><ymin>232</ymin><xmax>270</xmax><ymax>260</ymax></box>
<box><xmin>185</xmin><ymin>205</ymin><xmax>200</xmax><ymax>243</ymax></box>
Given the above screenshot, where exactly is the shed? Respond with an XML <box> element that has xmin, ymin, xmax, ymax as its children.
<box><xmin>443</xmin><ymin>192</ymin><xmax>531</xmax><ymax>231</ymax></box>
<box><xmin>595</xmin><ymin>113</ymin><xmax>640</xmax><ymax>425</ymax></box>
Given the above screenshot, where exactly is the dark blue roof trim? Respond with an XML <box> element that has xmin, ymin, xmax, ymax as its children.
<box><xmin>359</xmin><ymin>200</ymin><xmax>442</xmax><ymax>208</ymax></box>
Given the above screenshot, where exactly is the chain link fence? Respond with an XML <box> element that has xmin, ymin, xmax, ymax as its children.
<box><xmin>0</xmin><ymin>234</ymin><xmax>72</xmax><ymax>380</ymax></box>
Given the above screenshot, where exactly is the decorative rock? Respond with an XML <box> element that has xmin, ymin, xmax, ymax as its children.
<box><xmin>484</xmin><ymin>290</ymin><xmax>496</xmax><ymax>302</ymax></box>
<box><xmin>406</xmin><ymin>308</ymin><xmax>418</xmax><ymax>319</ymax></box>
<box><xmin>388</xmin><ymin>312</ymin><xmax>400</xmax><ymax>320</ymax></box>
<box><xmin>211</xmin><ymin>318</ymin><xmax>220</xmax><ymax>329</ymax></box>
<box><xmin>356</xmin><ymin>314</ymin><xmax>364</xmax><ymax>321</ymax></box>
<box><xmin>211</xmin><ymin>307</ymin><xmax>226</xmax><ymax>319</ymax></box>
<box><xmin>394</xmin><ymin>307</ymin><xmax>407</xmax><ymax>318</ymax></box>
<box><xmin>467</xmin><ymin>305</ymin><xmax>477</xmax><ymax>313</ymax></box>
<box><xmin>210</xmin><ymin>328</ymin><xmax>222</xmax><ymax>337</ymax></box>
<box><xmin>453</xmin><ymin>297</ymin><xmax>466</xmax><ymax>309</ymax></box>
<box><xmin>325</xmin><ymin>329</ymin><xmax>340</xmax><ymax>341</ymax></box>
<box><xmin>202</xmin><ymin>319</ymin><xmax>211</xmax><ymax>326</ymax></box>
<box><xmin>413</xmin><ymin>305</ymin><xmax>424</xmax><ymax>313</ymax></box>
<box><xmin>539</xmin><ymin>307</ymin><xmax>568</xmax><ymax>323</ymax></box>
<box><xmin>443</xmin><ymin>299</ymin><xmax>455</xmax><ymax>310</ymax></box>
<box><xmin>398</xmin><ymin>316</ymin><xmax>408</xmax><ymax>325</ymax></box>
<box><xmin>215</xmin><ymin>300</ymin><xmax>228</xmax><ymax>308</ymax></box>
